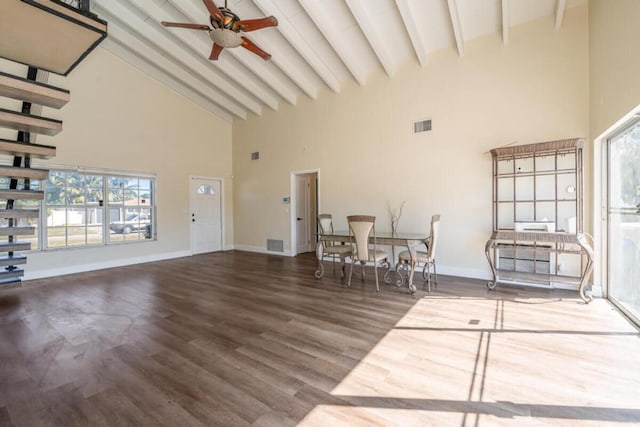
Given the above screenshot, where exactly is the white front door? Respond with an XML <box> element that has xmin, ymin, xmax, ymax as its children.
<box><xmin>190</xmin><ymin>177</ymin><xmax>222</xmax><ymax>254</ymax></box>
<box><xmin>296</xmin><ymin>174</ymin><xmax>312</xmax><ymax>253</ymax></box>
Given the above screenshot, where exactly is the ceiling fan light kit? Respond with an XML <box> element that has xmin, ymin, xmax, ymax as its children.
<box><xmin>161</xmin><ymin>0</ymin><xmax>277</xmax><ymax>60</ymax></box>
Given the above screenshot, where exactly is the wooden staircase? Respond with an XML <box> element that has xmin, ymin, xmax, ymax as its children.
<box><xmin>0</xmin><ymin>67</ymin><xmax>64</xmax><ymax>286</ymax></box>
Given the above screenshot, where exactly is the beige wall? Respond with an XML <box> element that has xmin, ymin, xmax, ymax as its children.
<box><xmin>1</xmin><ymin>48</ymin><xmax>233</xmax><ymax>278</ymax></box>
<box><xmin>589</xmin><ymin>0</ymin><xmax>640</xmax><ymax>139</ymax></box>
<box><xmin>232</xmin><ymin>5</ymin><xmax>589</xmax><ymax>278</ymax></box>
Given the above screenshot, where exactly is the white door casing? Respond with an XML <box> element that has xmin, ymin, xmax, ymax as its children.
<box><xmin>190</xmin><ymin>177</ymin><xmax>222</xmax><ymax>254</ymax></box>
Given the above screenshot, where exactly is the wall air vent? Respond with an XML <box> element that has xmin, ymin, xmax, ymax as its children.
<box><xmin>251</xmin><ymin>151</ymin><xmax>260</xmax><ymax>160</ymax></box>
<box><xmin>266</xmin><ymin>239</ymin><xmax>284</xmax><ymax>252</ymax></box>
<box><xmin>413</xmin><ymin>119</ymin><xmax>432</xmax><ymax>134</ymax></box>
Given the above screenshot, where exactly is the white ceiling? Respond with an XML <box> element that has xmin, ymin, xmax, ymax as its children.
<box><xmin>90</xmin><ymin>0</ymin><xmax>586</xmax><ymax>122</ymax></box>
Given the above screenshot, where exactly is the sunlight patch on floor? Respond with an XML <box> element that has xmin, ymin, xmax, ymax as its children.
<box><xmin>299</xmin><ymin>295</ymin><xmax>640</xmax><ymax>426</ymax></box>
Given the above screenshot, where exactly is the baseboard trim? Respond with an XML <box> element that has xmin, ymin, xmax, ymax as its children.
<box><xmin>233</xmin><ymin>244</ymin><xmax>294</xmax><ymax>257</ymax></box>
<box><xmin>23</xmin><ymin>250</ymin><xmax>192</xmax><ymax>281</ymax></box>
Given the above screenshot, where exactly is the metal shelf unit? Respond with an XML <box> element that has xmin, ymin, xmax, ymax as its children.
<box><xmin>484</xmin><ymin>138</ymin><xmax>594</xmax><ymax>302</ymax></box>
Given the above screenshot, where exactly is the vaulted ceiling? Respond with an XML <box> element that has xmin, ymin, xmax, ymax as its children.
<box><xmin>90</xmin><ymin>0</ymin><xmax>585</xmax><ymax>122</ymax></box>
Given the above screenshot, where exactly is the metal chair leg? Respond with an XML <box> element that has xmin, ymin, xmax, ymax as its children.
<box><xmin>433</xmin><ymin>260</ymin><xmax>438</xmax><ymax>286</ymax></box>
<box><xmin>348</xmin><ymin>260</ymin><xmax>354</xmax><ymax>287</ymax></box>
<box><xmin>374</xmin><ymin>263</ymin><xmax>380</xmax><ymax>292</ymax></box>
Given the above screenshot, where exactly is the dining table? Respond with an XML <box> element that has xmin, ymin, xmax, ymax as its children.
<box><xmin>315</xmin><ymin>230</ymin><xmax>430</xmax><ymax>293</ymax></box>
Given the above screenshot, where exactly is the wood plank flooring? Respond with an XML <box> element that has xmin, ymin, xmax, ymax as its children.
<box><xmin>1</xmin><ymin>251</ymin><xmax>639</xmax><ymax>426</ymax></box>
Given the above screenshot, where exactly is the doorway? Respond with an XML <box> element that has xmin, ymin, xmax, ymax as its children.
<box><xmin>606</xmin><ymin>118</ymin><xmax>640</xmax><ymax>323</ymax></box>
<box><xmin>190</xmin><ymin>176</ymin><xmax>223</xmax><ymax>254</ymax></box>
<box><xmin>291</xmin><ymin>170</ymin><xmax>319</xmax><ymax>256</ymax></box>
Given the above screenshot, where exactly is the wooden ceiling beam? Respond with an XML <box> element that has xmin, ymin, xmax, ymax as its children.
<box><xmin>345</xmin><ymin>0</ymin><xmax>395</xmax><ymax>77</ymax></box>
<box><xmin>555</xmin><ymin>0</ymin><xmax>567</xmax><ymax>30</ymax></box>
<box><xmin>252</xmin><ymin>0</ymin><xmax>341</xmax><ymax>94</ymax></box>
<box><xmin>446</xmin><ymin>0</ymin><xmax>465</xmax><ymax>57</ymax></box>
<box><xmin>298</xmin><ymin>0</ymin><xmax>368</xmax><ymax>86</ymax></box>
<box><xmin>395</xmin><ymin>0</ymin><xmax>428</xmax><ymax>68</ymax></box>
<box><xmin>502</xmin><ymin>0</ymin><xmax>510</xmax><ymax>44</ymax></box>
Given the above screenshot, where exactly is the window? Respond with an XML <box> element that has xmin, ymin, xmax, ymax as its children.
<box><xmin>45</xmin><ymin>171</ymin><xmax>104</xmax><ymax>248</ymax></box>
<box><xmin>107</xmin><ymin>176</ymin><xmax>153</xmax><ymax>243</ymax></box>
<box><xmin>14</xmin><ymin>168</ymin><xmax>156</xmax><ymax>251</ymax></box>
<box><xmin>197</xmin><ymin>184</ymin><xmax>215</xmax><ymax>195</ymax></box>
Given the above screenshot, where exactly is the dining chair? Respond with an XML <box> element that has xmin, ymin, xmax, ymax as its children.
<box><xmin>315</xmin><ymin>214</ymin><xmax>352</xmax><ymax>279</ymax></box>
<box><xmin>397</xmin><ymin>214</ymin><xmax>440</xmax><ymax>292</ymax></box>
<box><xmin>347</xmin><ymin>215</ymin><xmax>390</xmax><ymax>291</ymax></box>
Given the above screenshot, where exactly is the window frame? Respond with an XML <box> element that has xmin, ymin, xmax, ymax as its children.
<box><xmin>22</xmin><ymin>166</ymin><xmax>157</xmax><ymax>251</ymax></box>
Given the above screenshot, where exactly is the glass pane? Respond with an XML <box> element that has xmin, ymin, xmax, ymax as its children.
<box><xmin>197</xmin><ymin>184</ymin><xmax>215</xmax><ymax>195</ymax></box>
<box><xmin>557</xmin><ymin>151</ymin><xmax>576</xmax><ymax>170</ymax></box>
<box><xmin>515</xmin><ymin>202</ymin><xmax>534</xmax><ymax>222</ymax></box>
<box><xmin>535</xmin><ymin>202</ymin><xmax>555</xmax><ymax>225</ymax></box>
<box><xmin>497</xmin><ymin>158</ymin><xmax>513</xmax><ymax>175</ymax></box>
<box><xmin>47</xmin><ymin>226</ymin><xmax>66</xmax><ymax>248</ymax></box>
<box><xmin>497</xmin><ymin>177</ymin><xmax>513</xmax><ymax>201</ymax></box>
<box><xmin>535</xmin><ymin>175</ymin><xmax>555</xmax><ymax>201</ymax></box>
<box><xmin>67</xmin><ymin>208</ymin><xmax>86</xmax><ymax>227</ymax></box>
<box><xmin>608</xmin><ymin>120</ymin><xmax>640</xmax><ymax>322</ymax></box>
<box><xmin>515</xmin><ymin>176</ymin><xmax>534</xmax><ymax>201</ymax></box>
<box><xmin>497</xmin><ymin>203</ymin><xmax>514</xmax><ymax>230</ymax></box>
<box><xmin>108</xmin><ymin>177</ymin><xmax>124</xmax><ymax>204</ymax></box>
<box><xmin>557</xmin><ymin>201</ymin><xmax>576</xmax><ymax>233</ymax></box>
<box><xmin>557</xmin><ymin>173</ymin><xmax>577</xmax><ymax>201</ymax></box>
<box><xmin>87</xmin><ymin>226</ymin><xmax>103</xmax><ymax>245</ymax></box>
<box><xmin>515</xmin><ymin>156</ymin><xmax>534</xmax><ymax>174</ymax></box>
<box><xmin>46</xmin><ymin>171</ymin><xmax>65</xmax><ymax>205</ymax></box>
<box><xmin>140</xmin><ymin>179</ymin><xmax>152</xmax><ymax>206</ymax></box>
<box><xmin>535</xmin><ymin>154</ymin><xmax>555</xmax><ymax>172</ymax></box>
<box><xmin>66</xmin><ymin>226</ymin><xmax>86</xmax><ymax>246</ymax></box>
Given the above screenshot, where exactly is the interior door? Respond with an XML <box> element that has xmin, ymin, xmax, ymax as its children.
<box><xmin>607</xmin><ymin>119</ymin><xmax>640</xmax><ymax>322</ymax></box>
<box><xmin>190</xmin><ymin>177</ymin><xmax>222</xmax><ymax>254</ymax></box>
<box><xmin>296</xmin><ymin>174</ymin><xmax>311</xmax><ymax>254</ymax></box>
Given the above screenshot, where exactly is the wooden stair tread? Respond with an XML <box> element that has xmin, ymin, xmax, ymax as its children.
<box><xmin>0</xmin><ymin>71</ymin><xmax>69</xmax><ymax>109</ymax></box>
<box><xmin>0</xmin><ymin>242</ymin><xmax>30</xmax><ymax>252</ymax></box>
<box><xmin>0</xmin><ymin>226</ymin><xmax>36</xmax><ymax>236</ymax></box>
<box><xmin>0</xmin><ymin>165</ymin><xmax>49</xmax><ymax>180</ymax></box>
<box><xmin>0</xmin><ymin>139</ymin><xmax>56</xmax><ymax>159</ymax></box>
<box><xmin>0</xmin><ymin>209</ymin><xmax>40</xmax><ymax>219</ymax></box>
<box><xmin>0</xmin><ymin>108</ymin><xmax>62</xmax><ymax>136</ymax></box>
<box><xmin>0</xmin><ymin>189</ymin><xmax>44</xmax><ymax>200</ymax></box>
<box><xmin>0</xmin><ymin>255</ymin><xmax>27</xmax><ymax>267</ymax></box>
<box><xmin>0</xmin><ymin>267</ymin><xmax>25</xmax><ymax>282</ymax></box>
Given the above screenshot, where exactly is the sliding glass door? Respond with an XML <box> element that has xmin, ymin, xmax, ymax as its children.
<box><xmin>608</xmin><ymin>119</ymin><xmax>640</xmax><ymax>322</ymax></box>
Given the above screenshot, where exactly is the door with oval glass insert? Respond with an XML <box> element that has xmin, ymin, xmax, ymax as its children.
<box><xmin>190</xmin><ymin>177</ymin><xmax>222</xmax><ymax>254</ymax></box>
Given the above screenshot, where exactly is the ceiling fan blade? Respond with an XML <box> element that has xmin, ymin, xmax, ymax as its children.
<box><xmin>201</xmin><ymin>0</ymin><xmax>225</xmax><ymax>22</ymax></box>
<box><xmin>241</xmin><ymin>37</ymin><xmax>272</xmax><ymax>60</ymax></box>
<box><xmin>161</xmin><ymin>21</ymin><xmax>210</xmax><ymax>31</ymax></box>
<box><xmin>237</xmin><ymin>16</ymin><xmax>278</xmax><ymax>32</ymax></box>
<box><xmin>209</xmin><ymin>43</ymin><xmax>224</xmax><ymax>60</ymax></box>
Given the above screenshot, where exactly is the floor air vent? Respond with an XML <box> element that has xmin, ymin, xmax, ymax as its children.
<box><xmin>266</xmin><ymin>239</ymin><xmax>284</xmax><ymax>252</ymax></box>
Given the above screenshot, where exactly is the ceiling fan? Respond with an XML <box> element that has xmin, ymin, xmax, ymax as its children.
<box><xmin>161</xmin><ymin>0</ymin><xmax>278</xmax><ymax>61</ymax></box>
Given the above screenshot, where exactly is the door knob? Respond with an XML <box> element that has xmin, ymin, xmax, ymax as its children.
<box><xmin>297</xmin><ymin>217</ymin><xmax>303</xmax><ymax>221</ymax></box>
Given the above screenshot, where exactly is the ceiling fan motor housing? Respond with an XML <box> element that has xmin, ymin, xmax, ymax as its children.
<box><xmin>210</xmin><ymin>29</ymin><xmax>243</xmax><ymax>48</ymax></box>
